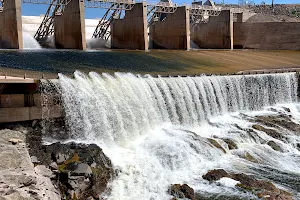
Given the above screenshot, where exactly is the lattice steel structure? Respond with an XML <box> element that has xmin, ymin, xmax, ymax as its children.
<box><xmin>18</xmin><ymin>0</ymin><xmax>223</xmax><ymax>44</ymax></box>
<box><xmin>85</xmin><ymin>0</ymin><xmax>135</xmax><ymax>10</ymax></box>
<box><xmin>147</xmin><ymin>1</ymin><xmax>175</xmax><ymax>27</ymax></box>
<box><xmin>21</xmin><ymin>0</ymin><xmax>71</xmax><ymax>5</ymax></box>
<box><xmin>34</xmin><ymin>0</ymin><xmax>64</xmax><ymax>46</ymax></box>
<box><xmin>92</xmin><ymin>4</ymin><xmax>123</xmax><ymax>40</ymax></box>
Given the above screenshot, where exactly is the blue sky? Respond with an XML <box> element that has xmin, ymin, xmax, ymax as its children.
<box><xmin>22</xmin><ymin>0</ymin><xmax>299</xmax><ymax>19</ymax></box>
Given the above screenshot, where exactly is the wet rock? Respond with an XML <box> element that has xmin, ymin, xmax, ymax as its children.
<box><xmin>202</xmin><ymin>169</ymin><xmax>293</xmax><ymax>200</ymax></box>
<box><xmin>71</xmin><ymin>163</ymin><xmax>92</xmax><ymax>176</ymax></box>
<box><xmin>241</xmin><ymin>152</ymin><xmax>259</xmax><ymax>163</ymax></box>
<box><xmin>223</xmin><ymin>138</ymin><xmax>238</xmax><ymax>150</ymax></box>
<box><xmin>28</xmin><ymin>141</ymin><xmax>113</xmax><ymax>200</ymax></box>
<box><xmin>50</xmin><ymin>162</ymin><xmax>58</xmax><ymax>170</ymax></box>
<box><xmin>202</xmin><ymin>169</ymin><xmax>229</xmax><ymax>182</ymax></box>
<box><xmin>255</xmin><ymin>115</ymin><xmax>300</xmax><ymax>133</ymax></box>
<box><xmin>252</xmin><ymin>124</ymin><xmax>283</xmax><ymax>140</ymax></box>
<box><xmin>168</xmin><ymin>184</ymin><xmax>196</xmax><ymax>200</ymax></box>
<box><xmin>267</xmin><ymin>141</ymin><xmax>283</xmax><ymax>152</ymax></box>
<box><xmin>207</xmin><ymin>138</ymin><xmax>226</xmax><ymax>153</ymax></box>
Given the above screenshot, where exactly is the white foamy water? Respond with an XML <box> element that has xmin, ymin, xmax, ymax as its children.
<box><xmin>22</xmin><ymin>31</ymin><xmax>41</xmax><ymax>49</ymax></box>
<box><xmin>44</xmin><ymin>72</ymin><xmax>300</xmax><ymax>199</ymax></box>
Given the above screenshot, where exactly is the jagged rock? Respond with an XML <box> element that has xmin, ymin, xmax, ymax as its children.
<box><xmin>252</xmin><ymin>124</ymin><xmax>282</xmax><ymax>140</ymax></box>
<box><xmin>71</xmin><ymin>163</ymin><xmax>92</xmax><ymax>176</ymax></box>
<box><xmin>168</xmin><ymin>184</ymin><xmax>196</xmax><ymax>200</ymax></box>
<box><xmin>267</xmin><ymin>141</ymin><xmax>283</xmax><ymax>152</ymax></box>
<box><xmin>50</xmin><ymin>162</ymin><xmax>58</xmax><ymax>170</ymax></box>
<box><xmin>207</xmin><ymin>138</ymin><xmax>226</xmax><ymax>153</ymax></box>
<box><xmin>202</xmin><ymin>169</ymin><xmax>229</xmax><ymax>182</ymax></box>
<box><xmin>27</xmin><ymin>141</ymin><xmax>113</xmax><ymax>200</ymax></box>
<box><xmin>202</xmin><ymin>169</ymin><xmax>293</xmax><ymax>200</ymax></box>
<box><xmin>241</xmin><ymin>152</ymin><xmax>259</xmax><ymax>163</ymax></box>
<box><xmin>223</xmin><ymin>138</ymin><xmax>238</xmax><ymax>150</ymax></box>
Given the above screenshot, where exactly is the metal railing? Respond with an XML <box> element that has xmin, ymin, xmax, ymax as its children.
<box><xmin>21</xmin><ymin>0</ymin><xmax>71</xmax><ymax>5</ymax></box>
<box><xmin>85</xmin><ymin>0</ymin><xmax>135</xmax><ymax>10</ymax></box>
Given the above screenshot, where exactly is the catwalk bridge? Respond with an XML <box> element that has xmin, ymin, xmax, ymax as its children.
<box><xmin>0</xmin><ymin>0</ymin><xmax>230</xmax><ymax>50</ymax></box>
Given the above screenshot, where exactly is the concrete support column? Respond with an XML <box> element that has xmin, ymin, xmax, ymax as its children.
<box><xmin>191</xmin><ymin>10</ymin><xmax>233</xmax><ymax>49</ymax></box>
<box><xmin>0</xmin><ymin>0</ymin><xmax>23</xmax><ymax>49</ymax></box>
<box><xmin>230</xmin><ymin>10</ymin><xmax>233</xmax><ymax>50</ymax></box>
<box><xmin>54</xmin><ymin>0</ymin><xmax>86</xmax><ymax>50</ymax></box>
<box><xmin>111</xmin><ymin>2</ymin><xmax>148</xmax><ymax>50</ymax></box>
<box><xmin>149</xmin><ymin>6</ymin><xmax>190</xmax><ymax>50</ymax></box>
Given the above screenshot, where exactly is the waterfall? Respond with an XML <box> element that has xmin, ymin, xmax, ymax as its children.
<box><xmin>22</xmin><ymin>31</ymin><xmax>41</xmax><ymax>49</ymax></box>
<box><xmin>54</xmin><ymin>72</ymin><xmax>297</xmax><ymax>143</ymax></box>
<box><xmin>43</xmin><ymin>72</ymin><xmax>300</xmax><ymax>199</ymax></box>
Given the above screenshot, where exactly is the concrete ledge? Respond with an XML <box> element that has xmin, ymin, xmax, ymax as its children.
<box><xmin>0</xmin><ymin>106</ymin><xmax>63</xmax><ymax>123</ymax></box>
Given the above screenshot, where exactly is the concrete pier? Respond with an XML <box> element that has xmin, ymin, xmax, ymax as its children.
<box><xmin>54</xmin><ymin>0</ymin><xmax>86</xmax><ymax>50</ymax></box>
<box><xmin>149</xmin><ymin>6</ymin><xmax>190</xmax><ymax>50</ymax></box>
<box><xmin>111</xmin><ymin>2</ymin><xmax>148</xmax><ymax>50</ymax></box>
<box><xmin>0</xmin><ymin>0</ymin><xmax>23</xmax><ymax>49</ymax></box>
<box><xmin>0</xmin><ymin>80</ymin><xmax>62</xmax><ymax>123</ymax></box>
<box><xmin>191</xmin><ymin>10</ymin><xmax>233</xmax><ymax>49</ymax></box>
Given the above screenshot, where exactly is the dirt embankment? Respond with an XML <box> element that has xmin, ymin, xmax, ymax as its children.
<box><xmin>225</xmin><ymin>4</ymin><xmax>300</xmax><ymax>22</ymax></box>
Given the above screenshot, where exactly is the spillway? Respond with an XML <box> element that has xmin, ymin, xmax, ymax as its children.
<box><xmin>42</xmin><ymin>72</ymin><xmax>300</xmax><ymax>199</ymax></box>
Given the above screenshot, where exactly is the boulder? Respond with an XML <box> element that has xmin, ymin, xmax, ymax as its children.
<box><xmin>168</xmin><ymin>184</ymin><xmax>196</xmax><ymax>200</ymax></box>
<box><xmin>207</xmin><ymin>139</ymin><xmax>226</xmax><ymax>153</ymax></box>
<box><xmin>202</xmin><ymin>169</ymin><xmax>229</xmax><ymax>182</ymax></box>
<box><xmin>267</xmin><ymin>141</ymin><xmax>283</xmax><ymax>152</ymax></box>
<box><xmin>202</xmin><ymin>169</ymin><xmax>293</xmax><ymax>200</ymax></box>
<box><xmin>27</xmin><ymin>141</ymin><xmax>114</xmax><ymax>200</ymax></box>
<box><xmin>252</xmin><ymin>124</ymin><xmax>283</xmax><ymax>140</ymax></box>
<box><xmin>223</xmin><ymin>138</ymin><xmax>238</xmax><ymax>150</ymax></box>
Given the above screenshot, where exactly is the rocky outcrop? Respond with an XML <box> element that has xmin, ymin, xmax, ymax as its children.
<box><xmin>27</xmin><ymin>141</ymin><xmax>114</xmax><ymax>200</ymax></box>
<box><xmin>168</xmin><ymin>184</ymin><xmax>196</xmax><ymax>200</ymax></box>
<box><xmin>0</xmin><ymin>129</ymin><xmax>61</xmax><ymax>200</ymax></box>
<box><xmin>20</xmin><ymin>120</ymin><xmax>115</xmax><ymax>199</ymax></box>
<box><xmin>202</xmin><ymin>169</ymin><xmax>293</xmax><ymax>200</ymax></box>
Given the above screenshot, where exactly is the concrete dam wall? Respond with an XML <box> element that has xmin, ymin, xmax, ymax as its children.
<box><xmin>234</xmin><ymin>22</ymin><xmax>300</xmax><ymax>50</ymax></box>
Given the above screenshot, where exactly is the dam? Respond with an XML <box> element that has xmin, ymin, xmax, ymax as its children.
<box><xmin>0</xmin><ymin>0</ymin><xmax>299</xmax><ymax>50</ymax></box>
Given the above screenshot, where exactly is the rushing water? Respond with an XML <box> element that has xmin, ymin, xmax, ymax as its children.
<box><xmin>44</xmin><ymin>72</ymin><xmax>300</xmax><ymax>199</ymax></box>
<box><xmin>23</xmin><ymin>32</ymin><xmax>41</xmax><ymax>49</ymax></box>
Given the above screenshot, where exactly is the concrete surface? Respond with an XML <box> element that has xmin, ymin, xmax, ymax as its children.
<box><xmin>149</xmin><ymin>6</ymin><xmax>190</xmax><ymax>50</ymax></box>
<box><xmin>0</xmin><ymin>129</ymin><xmax>61</xmax><ymax>199</ymax></box>
<box><xmin>0</xmin><ymin>105</ymin><xmax>62</xmax><ymax>123</ymax></box>
<box><xmin>234</xmin><ymin>22</ymin><xmax>300</xmax><ymax>50</ymax></box>
<box><xmin>54</xmin><ymin>0</ymin><xmax>86</xmax><ymax>50</ymax></box>
<box><xmin>111</xmin><ymin>2</ymin><xmax>148</xmax><ymax>50</ymax></box>
<box><xmin>0</xmin><ymin>0</ymin><xmax>23</xmax><ymax>49</ymax></box>
<box><xmin>191</xmin><ymin>10</ymin><xmax>233</xmax><ymax>49</ymax></box>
